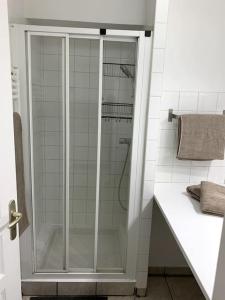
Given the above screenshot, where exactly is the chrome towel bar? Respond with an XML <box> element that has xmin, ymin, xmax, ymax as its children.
<box><xmin>168</xmin><ymin>109</ymin><xmax>225</xmax><ymax>122</ymax></box>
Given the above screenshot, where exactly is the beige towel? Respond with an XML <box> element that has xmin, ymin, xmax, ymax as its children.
<box><xmin>187</xmin><ymin>181</ymin><xmax>225</xmax><ymax>216</ymax></box>
<box><xmin>186</xmin><ymin>184</ymin><xmax>201</xmax><ymax>201</ymax></box>
<box><xmin>177</xmin><ymin>114</ymin><xmax>225</xmax><ymax>160</ymax></box>
<box><xmin>200</xmin><ymin>181</ymin><xmax>225</xmax><ymax>216</ymax></box>
<box><xmin>13</xmin><ymin>112</ymin><xmax>29</xmax><ymax>235</ymax></box>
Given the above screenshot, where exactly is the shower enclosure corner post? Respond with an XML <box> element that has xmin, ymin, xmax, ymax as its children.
<box><xmin>125</xmin><ymin>32</ymin><xmax>150</xmax><ymax>279</ymax></box>
<box><xmin>94</xmin><ymin>36</ymin><xmax>103</xmax><ymax>272</ymax></box>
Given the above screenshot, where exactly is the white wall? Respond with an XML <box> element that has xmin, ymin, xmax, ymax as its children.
<box><xmin>23</xmin><ymin>0</ymin><xmax>155</xmax><ymax>26</ymax></box>
<box><xmin>7</xmin><ymin>0</ymin><xmax>25</xmax><ymax>23</ymax></box>
<box><xmin>146</xmin><ymin>0</ymin><xmax>225</xmax><ymax>268</ymax></box>
<box><xmin>164</xmin><ymin>0</ymin><xmax>225</xmax><ymax>91</ymax></box>
<box><xmin>7</xmin><ymin>0</ymin><xmax>156</xmax><ymax>26</ymax></box>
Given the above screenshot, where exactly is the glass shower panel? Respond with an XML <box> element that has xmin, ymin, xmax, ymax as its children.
<box><xmin>69</xmin><ymin>38</ymin><xmax>100</xmax><ymax>269</ymax></box>
<box><xmin>30</xmin><ymin>35</ymin><xmax>65</xmax><ymax>271</ymax></box>
<box><xmin>97</xmin><ymin>40</ymin><xmax>136</xmax><ymax>271</ymax></box>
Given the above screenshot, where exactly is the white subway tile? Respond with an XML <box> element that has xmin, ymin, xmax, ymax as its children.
<box><xmin>75</xmin><ymin>39</ymin><xmax>91</xmax><ymax>57</ymax></box>
<box><xmin>159</xmin><ymin>129</ymin><xmax>176</xmax><ymax>147</ymax></box>
<box><xmin>143</xmin><ymin>181</ymin><xmax>154</xmax><ymax>200</ymax></box>
<box><xmin>172</xmin><ymin>166</ymin><xmax>190</xmax><ymax>183</ymax></box>
<box><xmin>161</xmin><ymin>91</ymin><xmax>179</xmax><ymax>110</ymax></box>
<box><xmin>152</xmin><ymin>49</ymin><xmax>165</xmax><ymax>73</ymax></box>
<box><xmin>179</xmin><ymin>92</ymin><xmax>198</xmax><ymax>111</ymax></box>
<box><xmin>156</xmin><ymin>165</ymin><xmax>172</xmax><ymax>182</ymax></box>
<box><xmin>157</xmin><ymin>147</ymin><xmax>174</xmax><ymax>165</ymax></box>
<box><xmin>154</xmin><ymin>23</ymin><xmax>167</xmax><ymax>49</ymax></box>
<box><xmin>43</xmin><ymin>70</ymin><xmax>59</xmax><ymax>86</ymax></box>
<box><xmin>74</xmin><ymin>56</ymin><xmax>90</xmax><ymax>72</ymax></box>
<box><xmin>144</xmin><ymin>162</ymin><xmax>156</xmax><ymax>181</ymax></box>
<box><xmin>145</xmin><ymin>140</ymin><xmax>158</xmax><ymax>161</ymax></box>
<box><xmin>155</xmin><ymin>0</ymin><xmax>170</xmax><ymax>23</ymax></box>
<box><xmin>148</xmin><ymin>97</ymin><xmax>161</xmax><ymax>118</ymax></box>
<box><xmin>208</xmin><ymin>167</ymin><xmax>225</xmax><ymax>184</ymax></box>
<box><xmin>73</xmin><ymin>200</ymin><xmax>86</xmax><ymax>213</ymax></box>
<box><xmin>190</xmin><ymin>167</ymin><xmax>209</xmax><ymax>184</ymax></box>
<box><xmin>198</xmin><ymin>93</ymin><xmax>218</xmax><ymax>112</ymax></box>
<box><xmin>217</xmin><ymin>93</ymin><xmax>225</xmax><ymax>111</ymax></box>
<box><xmin>150</xmin><ymin>73</ymin><xmax>163</xmax><ymax>97</ymax></box>
<box><xmin>147</xmin><ymin>118</ymin><xmax>160</xmax><ymax>140</ymax></box>
<box><xmin>43</xmin><ymin>54</ymin><xmax>59</xmax><ymax>71</ymax></box>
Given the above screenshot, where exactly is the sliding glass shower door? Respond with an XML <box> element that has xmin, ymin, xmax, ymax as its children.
<box><xmin>28</xmin><ymin>32</ymin><xmax>138</xmax><ymax>273</ymax></box>
<box><xmin>68</xmin><ymin>37</ymin><xmax>100</xmax><ymax>270</ymax></box>
<box><xmin>97</xmin><ymin>40</ymin><xmax>136</xmax><ymax>272</ymax></box>
<box><xmin>28</xmin><ymin>34</ymin><xmax>66</xmax><ymax>271</ymax></box>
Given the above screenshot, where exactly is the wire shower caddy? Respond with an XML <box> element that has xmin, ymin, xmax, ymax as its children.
<box><xmin>102</xmin><ymin>102</ymin><xmax>133</xmax><ymax>122</ymax></box>
<box><xmin>103</xmin><ymin>62</ymin><xmax>135</xmax><ymax>79</ymax></box>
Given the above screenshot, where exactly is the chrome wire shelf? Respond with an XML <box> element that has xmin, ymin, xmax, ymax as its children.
<box><xmin>103</xmin><ymin>63</ymin><xmax>135</xmax><ymax>78</ymax></box>
<box><xmin>102</xmin><ymin>102</ymin><xmax>133</xmax><ymax>121</ymax></box>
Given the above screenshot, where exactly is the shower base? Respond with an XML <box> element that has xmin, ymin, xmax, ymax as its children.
<box><xmin>37</xmin><ymin>227</ymin><xmax>125</xmax><ymax>272</ymax></box>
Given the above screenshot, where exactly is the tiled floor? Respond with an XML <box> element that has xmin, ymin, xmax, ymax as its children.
<box><xmin>141</xmin><ymin>276</ymin><xmax>205</xmax><ymax>300</ymax></box>
<box><xmin>22</xmin><ymin>276</ymin><xmax>206</xmax><ymax>300</ymax></box>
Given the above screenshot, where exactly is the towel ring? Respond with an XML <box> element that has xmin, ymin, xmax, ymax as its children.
<box><xmin>168</xmin><ymin>109</ymin><xmax>225</xmax><ymax>122</ymax></box>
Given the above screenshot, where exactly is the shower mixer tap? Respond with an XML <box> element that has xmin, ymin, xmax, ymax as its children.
<box><xmin>119</xmin><ymin>138</ymin><xmax>131</xmax><ymax>145</ymax></box>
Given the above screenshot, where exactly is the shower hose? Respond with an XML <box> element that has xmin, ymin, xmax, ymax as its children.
<box><xmin>118</xmin><ymin>142</ymin><xmax>130</xmax><ymax>211</ymax></box>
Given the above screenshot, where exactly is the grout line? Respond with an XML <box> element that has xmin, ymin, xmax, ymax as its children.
<box><xmin>165</xmin><ymin>276</ymin><xmax>175</xmax><ymax>300</ymax></box>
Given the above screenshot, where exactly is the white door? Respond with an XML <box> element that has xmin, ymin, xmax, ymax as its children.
<box><xmin>0</xmin><ymin>0</ymin><xmax>22</xmax><ymax>299</ymax></box>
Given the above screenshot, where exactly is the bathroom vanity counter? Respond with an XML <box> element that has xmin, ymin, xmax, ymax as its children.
<box><xmin>154</xmin><ymin>183</ymin><xmax>223</xmax><ymax>300</ymax></box>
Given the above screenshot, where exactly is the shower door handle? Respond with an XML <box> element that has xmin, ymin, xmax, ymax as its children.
<box><xmin>8</xmin><ymin>200</ymin><xmax>22</xmax><ymax>240</ymax></box>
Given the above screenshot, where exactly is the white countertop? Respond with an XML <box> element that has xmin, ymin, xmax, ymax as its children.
<box><xmin>154</xmin><ymin>183</ymin><xmax>223</xmax><ymax>300</ymax></box>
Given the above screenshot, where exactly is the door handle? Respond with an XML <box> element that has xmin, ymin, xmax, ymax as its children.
<box><xmin>8</xmin><ymin>212</ymin><xmax>22</xmax><ymax>229</ymax></box>
<box><xmin>8</xmin><ymin>200</ymin><xmax>22</xmax><ymax>240</ymax></box>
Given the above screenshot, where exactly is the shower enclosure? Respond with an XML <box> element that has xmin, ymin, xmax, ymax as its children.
<box><xmin>11</xmin><ymin>24</ymin><xmax>152</xmax><ymax>282</ymax></box>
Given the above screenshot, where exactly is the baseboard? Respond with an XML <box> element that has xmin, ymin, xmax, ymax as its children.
<box><xmin>148</xmin><ymin>266</ymin><xmax>192</xmax><ymax>276</ymax></box>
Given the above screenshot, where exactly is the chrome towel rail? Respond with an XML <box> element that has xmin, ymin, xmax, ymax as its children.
<box><xmin>168</xmin><ymin>108</ymin><xmax>225</xmax><ymax>122</ymax></box>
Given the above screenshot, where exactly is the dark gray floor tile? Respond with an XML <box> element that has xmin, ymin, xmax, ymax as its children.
<box><xmin>166</xmin><ymin>276</ymin><xmax>205</xmax><ymax>300</ymax></box>
<box><xmin>139</xmin><ymin>276</ymin><xmax>172</xmax><ymax>300</ymax></box>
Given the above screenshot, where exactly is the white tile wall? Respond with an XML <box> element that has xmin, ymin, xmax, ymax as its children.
<box><xmin>136</xmin><ymin>0</ymin><xmax>170</xmax><ymax>290</ymax></box>
<box><xmin>139</xmin><ymin>0</ymin><xmax>225</xmax><ymax>290</ymax></box>
<box><xmin>157</xmin><ymin>90</ymin><xmax>225</xmax><ymax>185</ymax></box>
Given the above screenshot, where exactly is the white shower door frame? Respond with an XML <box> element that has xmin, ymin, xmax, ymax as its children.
<box><xmin>10</xmin><ymin>24</ymin><xmax>152</xmax><ymax>282</ymax></box>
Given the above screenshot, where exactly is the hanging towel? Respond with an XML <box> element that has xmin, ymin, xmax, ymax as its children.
<box><xmin>177</xmin><ymin>114</ymin><xmax>225</xmax><ymax>160</ymax></box>
<box><xmin>13</xmin><ymin>112</ymin><xmax>29</xmax><ymax>235</ymax></box>
<box><xmin>200</xmin><ymin>181</ymin><xmax>225</xmax><ymax>216</ymax></box>
<box><xmin>186</xmin><ymin>184</ymin><xmax>201</xmax><ymax>201</ymax></box>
